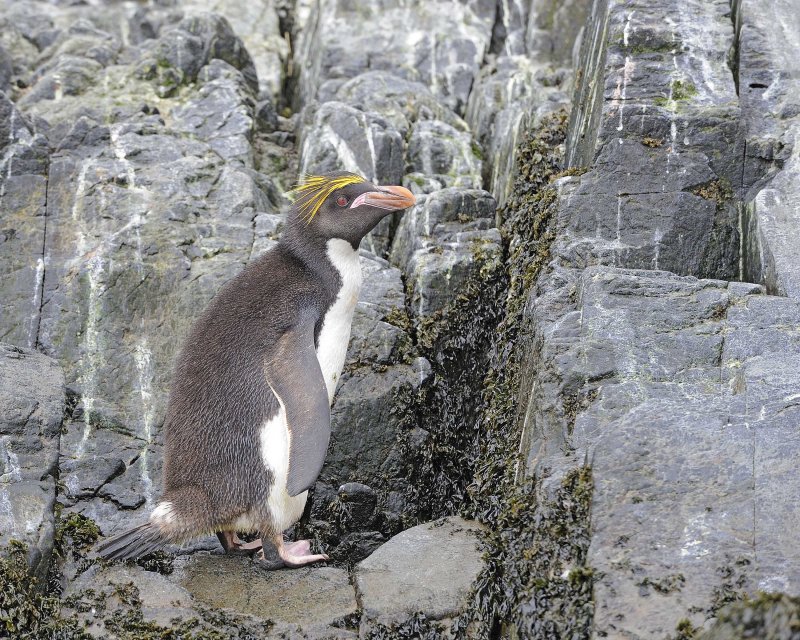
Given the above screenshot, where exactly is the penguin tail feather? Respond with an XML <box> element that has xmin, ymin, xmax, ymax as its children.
<box><xmin>95</xmin><ymin>522</ymin><xmax>168</xmax><ymax>561</ymax></box>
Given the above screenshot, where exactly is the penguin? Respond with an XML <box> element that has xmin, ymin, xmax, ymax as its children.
<box><xmin>96</xmin><ymin>172</ymin><xmax>415</xmax><ymax>568</ymax></box>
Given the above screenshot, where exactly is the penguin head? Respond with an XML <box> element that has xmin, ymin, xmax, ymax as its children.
<box><xmin>287</xmin><ymin>172</ymin><xmax>415</xmax><ymax>248</ymax></box>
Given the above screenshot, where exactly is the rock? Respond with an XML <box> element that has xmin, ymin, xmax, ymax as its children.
<box><xmin>63</xmin><ymin>562</ymin><xmax>278</xmax><ymax>637</ymax></box>
<box><xmin>0</xmin><ymin>8</ymin><xmax>45</xmax><ymax>90</ymax></box>
<box><xmin>464</xmin><ymin>0</ymin><xmax>588</xmax><ymax>205</ymax></box>
<box><xmin>175</xmin><ymin>553</ymin><xmax>358</xmax><ymax>636</ymax></box>
<box><xmin>172</xmin><ymin>59</ymin><xmax>257</xmax><ymax>167</ymax></box>
<box><xmin>405</xmin><ymin>120</ymin><xmax>482</xmax><ymax>190</ymax></box>
<box><xmin>295</xmin><ymin>0</ymin><xmax>497</xmax><ymax>115</ymax></box>
<box><xmin>390</xmin><ymin>188</ymin><xmax>501</xmax><ymax>318</ymax></box>
<box><xmin>465</xmin><ymin>56</ymin><xmax>571</xmax><ymax>205</ymax></box>
<box><xmin>136</xmin><ymin>13</ymin><xmax>257</xmax><ymax>97</ymax></box>
<box><xmin>181</xmin><ymin>0</ymin><xmax>289</xmax><ymax>100</ymax></box>
<box><xmin>17</xmin><ymin>20</ymin><xmax>120</xmax><ymax>108</ymax></box>
<box><xmin>298</xmin><ymin>101</ymin><xmax>404</xmax><ymax>186</ymax></box>
<box><xmin>336</xmin><ymin>531</ymin><xmax>387</xmax><ymax>565</ymax></box>
<box><xmin>256</xmin><ymin>97</ymin><xmax>279</xmax><ymax>132</ymax></box>
<box><xmin>0</xmin><ymin>94</ymin><xmax>50</xmax><ymax>350</ymax></box>
<box><xmin>743</xmin><ymin>123</ymin><xmax>800</xmax><ymax>298</ymax></box>
<box><xmin>699</xmin><ymin>593</ymin><xmax>800</xmax><ymax>640</ymax></box>
<box><xmin>325</xmin><ymin>360</ymin><xmax>430</xmax><ymax>491</ymax></box>
<box><xmin>355</xmin><ymin>517</ymin><xmax>485</xmax><ymax>632</ymax></box>
<box><xmin>337</xmin><ymin>483</ymin><xmax>377</xmax><ymax>530</ymax></box>
<box><xmin>65</xmin><ymin>564</ymin><xmax>195</xmax><ymax>630</ymax></box>
<box><xmin>499</xmin><ymin>2</ymin><xmax>800</xmax><ymax>636</ymax></box>
<box><xmin>0</xmin><ymin>343</ymin><xmax>64</xmax><ymax>581</ymax></box>
<box><xmin>518</xmin><ymin>263</ymin><xmax>800</xmax><ymax>636</ymax></box>
<box><xmin>334</xmin><ymin>72</ymin><xmax>467</xmax><ymax>137</ymax></box>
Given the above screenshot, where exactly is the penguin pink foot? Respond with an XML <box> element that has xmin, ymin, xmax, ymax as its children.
<box><xmin>217</xmin><ymin>531</ymin><xmax>263</xmax><ymax>556</ymax></box>
<box><xmin>278</xmin><ymin>538</ymin><xmax>329</xmax><ymax>567</ymax></box>
<box><xmin>253</xmin><ymin>537</ymin><xmax>329</xmax><ymax>570</ymax></box>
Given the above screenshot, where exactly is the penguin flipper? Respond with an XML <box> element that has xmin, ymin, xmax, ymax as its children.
<box><xmin>266</xmin><ymin>317</ymin><xmax>331</xmax><ymax>498</ymax></box>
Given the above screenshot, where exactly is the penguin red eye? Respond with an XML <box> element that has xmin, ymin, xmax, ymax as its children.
<box><xmin>336</xmin><ymin>195</ymin><xmax>349</xmax><ymax>207</ymax></box>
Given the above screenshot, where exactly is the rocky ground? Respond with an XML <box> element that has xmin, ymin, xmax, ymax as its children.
<box><xmin>1</xmin><ymin>0</ymin><xmax>800</xmax><ymax>638</ymax></box>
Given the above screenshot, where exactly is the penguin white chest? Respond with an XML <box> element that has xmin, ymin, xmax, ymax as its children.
<box><xmin>317</xmin><ymin>238</ymin><xmax>362</xmax><ymax>403</ymax></box>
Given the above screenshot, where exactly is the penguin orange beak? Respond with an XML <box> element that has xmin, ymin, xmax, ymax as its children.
<box><xmin>349</xmin><ymin>185</ymin><xmax>416</xmax><ymax>211</ymax></box>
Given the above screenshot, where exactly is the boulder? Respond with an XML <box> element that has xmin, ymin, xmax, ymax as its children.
<box><xmin>355</xmin><ymin>517</ymin><xmax>486</xmax><ymax>633</ymax></box>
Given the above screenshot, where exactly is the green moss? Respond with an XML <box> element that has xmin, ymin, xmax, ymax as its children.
<box><xmin>550</xmin><ymin>166</ymin><xmax>589</xmax><ymax>181</ymax></box>
<box><xmin>467</xmin><ymin>111</ymin><xmax>569</xmax><ymax>522</ymax></box>
<box><xmin>672</xmin><ymin>80</ymin><xmax>698</xmax><ymax>101</ymax></box>
<box><xmin>365</xmin><ymin>612</ymin><xmax>446</xmax><ymax>639</ymax></box>
<box><xmin>656</xmin><ymin>79</ymin><xmax>699</xmax><ymax>108</ymax></box>
<box><xmin>1</xmin><ymin>510</ymin><xmax>228</xmax><ymax>638</ymax></box>
<box><xmin>708</xmin><ymin>558</ymin><xmax>750</xmax><ymax>615</ymax></box>
<box><xmin>0</xmin><ymin>540</ymin><xmax>85</xmax><ymax>638</ymax></box>
<box><xmin>699</xmin><ymin>592</ymin><xmax>800</xmax><ymax>640</ymax></box>
<box><xmin>451</xmin><ymin>111</ymin><xmax>597</xmax><ymax>636</ymax></box>
<box><xmin>637</xmin><ymin>573</ymin><xmax>686</xmax><ymax>595</ymax></box>
<box><xmin>55</xmin><ymin>512</ymin><xmax>101</xmax><ymax>552</ymax></box>
<box><xmin>130</xmin><ymin>550</ymin><xmax>174</xmax><ymax>576</ymax></box>
<box><xmin>674</xmin><ymin>617</ymin><xmax>700</xmax><ymax>639</ymax></box>
<box><xmin>48</xmin><ymin>509</ymin><xmax>101</xmax><ymax>595</ymax></box>
<box><xmin>690</xmin><ymin>179</ymin><xmax>733</xmax><ymax>207</ymax></box>
<box><xmin>453</xmin><ymin>467</ymin><xmax>595</xmax><ymax>637</ymax></box>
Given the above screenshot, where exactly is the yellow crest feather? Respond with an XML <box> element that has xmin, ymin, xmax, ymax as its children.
<box><xmin>288</xmin><ymin>172</ymin><xmax>367</xmax><ymax>222</ymax></box>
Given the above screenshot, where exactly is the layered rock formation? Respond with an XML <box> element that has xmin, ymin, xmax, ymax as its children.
<box><xmin>1</xmin><ymin>0</ymin><xmax>799</xmax><ymax>638</ymax></box>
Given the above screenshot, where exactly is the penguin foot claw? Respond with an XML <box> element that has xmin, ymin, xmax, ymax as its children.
<box><xmin>252</xmin><ymin>548</ymin><xmax>286</xmax><ymax>570</ymax></box>
<box><xmin>217</xmin><ymin>531</ymin><xmax>263</xmax><ymax>556</ymax></box>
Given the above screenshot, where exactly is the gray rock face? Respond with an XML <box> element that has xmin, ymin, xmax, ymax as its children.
<box><xmin>541</xmin><ymin>268</ymin><xmax>800</xmax><ymax>637</ymax></box>
<box><xmin>0</xmin><ymin>343</ymin><xmax>64</xmax><ymax>581</ymax></box>
<box><xmin>295</xmin><ymin>0</ymin><xmax>497</xmax><ymax>114</ymax></box>
<box><xmin>736</xmin><ymin>0</ymin><xmax>800</xmax><ymax>298</ymax></box>
<box><xmin>743</xmin><ymin>131</ymin><xmax>800</xmax><ymax>297</ymax></box>
<box><xmin>565</xmin><ymin>0</ymin><xmax>744</xmax><ymax>282</ymax></box>
<box><xmin>0</xmin><ymin>95</ymin><xmax>49</xmax><ymax>350</ymax></box>
<box><xmin>405</xmin><ymin>120</ymin><xmax>482</xmax><ymax>190</ymax></box>
<box><xmin>355</xmin><ymin>517</ymin><xmax>485</xmax><ymax>633</ymax></box>
<box><xmin>136</xmin><ymin>13</ymin><xmax>258</xmax><ymax>98</ymax></box>
<box><xmin>505</xmin><ymin>0</ymin><xmax>800</xmax><ymax>636</ymax></box>
<box><xmin>180</xmin><ymin>0</ymin><xmax>288</xmax><ymax>100</ymax></box>
<box><xmin>334</xmin><ymin>72</ymin><xmax>467</xmax><ymax>137</ymax></box>
<box><xmin>299</xmin><ymin>101</ymin><xmax>404</xmax><ymax>186</ymax></box>
<box><xmin>390</xmin><ymin>188</ymin><xmax>501</xmax><ymax>318</ymax></box>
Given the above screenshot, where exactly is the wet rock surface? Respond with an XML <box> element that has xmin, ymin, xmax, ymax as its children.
<box><xmin>355</xmin><ymin>517</ymin><xmax>485</xmax><ymax>633</ymax></box>
<box><xmin>174</xmin><ymin>554</ymin><xmax>358</xmax><ymax>636</ymax></box>
<box><xmin>1</xmin><ymin>0</ymin><xmax>800</xmax><ymax>637</ymax></box>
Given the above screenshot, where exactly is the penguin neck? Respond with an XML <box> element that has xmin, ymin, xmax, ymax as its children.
<box><xmin>279</xmin><ymin>225</ymin><xmax>358</xmax><ymax>288</ymax></box>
